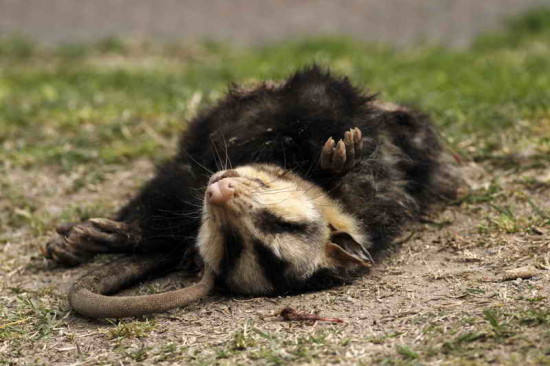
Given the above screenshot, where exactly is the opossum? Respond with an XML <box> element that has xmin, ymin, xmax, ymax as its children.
<box><xmin>42</xmin><ymin>66</ymin><xmax>460</xmax><ymax>318</ymax></box>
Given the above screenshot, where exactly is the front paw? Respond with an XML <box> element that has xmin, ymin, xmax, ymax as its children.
<box><xmin>41</xmin><ymin>233</ymin><xmax>92</xmax><ymax>267</ymax></box>
<box><xmin>320</xmin><ymin>127</ymin><xmax>363</xmax><ymax>175</ymax></box>
<box><xmin>41</xmin><ymin>218</ymin><xmax>141</xmax><ymax>267</ymax></box>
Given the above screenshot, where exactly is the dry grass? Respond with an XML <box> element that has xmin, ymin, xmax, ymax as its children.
<box><xmin>1</xmin><ymin>148</ymin><xmax>548</xmax><ymax>365</ymax></box>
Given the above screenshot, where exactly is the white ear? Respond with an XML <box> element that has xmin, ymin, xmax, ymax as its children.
<box><xmin>325</xmin><ymin>242</ymin><xmax>371</xmax><ymax>270</ymax></box>
<box><xmin>329</xmin><ymin>230</ymin><xmax>374</xmax><ymax>264</ymax></box>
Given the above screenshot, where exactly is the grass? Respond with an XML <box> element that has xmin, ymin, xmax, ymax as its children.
<box><xmin>0</xmin><ymin>288</ymin><xmax>68</xmax><ymax>342</ymax></box>
<box><xmin>105</xmin><ymin>319</ymin><xmax>157</xmax><ymax>340</ymax></box>
<box><xmin>1</xmin><ymin>10</ymin><xmax>549</xmax><ymax>171</ymax></box>
<box><xmin>0</xmin><ymin>7</ymin><xmax>549</xmax><ymax>366</ymax></box>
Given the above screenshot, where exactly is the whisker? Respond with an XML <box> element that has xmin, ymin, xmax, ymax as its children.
<box><xmin>221</xmin><ymin>132</ymin><xmax>233</xmax><ymax>170</ymax></box>
<box><xmin>180</xmin><ymin>146</ymin><xmax>214</xmax><ymax>175</ymax></box>
<box><xmin>210</xmin><ymin>136</ymin><xmax>224</xmax><ymax>172</ymax></box>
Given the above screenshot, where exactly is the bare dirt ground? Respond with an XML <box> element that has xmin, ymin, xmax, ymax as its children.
<box><xmin>1</xmin><ymin>157</ymin><xmax>549</xmax><ymax>365</ymax></box>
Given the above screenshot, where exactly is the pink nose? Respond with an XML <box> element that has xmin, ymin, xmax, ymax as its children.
<box><xmin>206</xmin><ymin>178</ymin><xmax>236</xmax><ymax>205</ymax></box>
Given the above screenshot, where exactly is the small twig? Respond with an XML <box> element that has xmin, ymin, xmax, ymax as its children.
<box><xmin>419</xmin><ymin>218</ymin><xmax>453</xmax><ymax>228</ymax></box>
<box><xmin>0</xmin><ymin>317</ymin><xmax>31</xmax><ymax>329</ymax></box>
<box><xmin>393</xmin><ymin>231</ymin><xmax>416</xmax><ymax>245</ymax></box>
<box><xmin>277</xmin><ymin>307</ymin><xmax>344</xmax><ymax>323</ymax></box>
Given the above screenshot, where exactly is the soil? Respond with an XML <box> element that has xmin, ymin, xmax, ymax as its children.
<box><xmin>1</xmin><ymin>159</ymin><xmax>548</xmax><ymax>365</ymax></box>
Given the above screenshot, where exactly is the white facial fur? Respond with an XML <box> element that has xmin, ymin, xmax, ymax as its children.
<box><xmin>197</xmin><ymin>164</ymin><xmax>367</xmax><ymax>294</ymax></box>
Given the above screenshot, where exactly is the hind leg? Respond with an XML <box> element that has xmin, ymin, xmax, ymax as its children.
<box><xmin>42</xmin><ymin>218</ymin><xmax>141</xmax><ymax>267</ymax></box>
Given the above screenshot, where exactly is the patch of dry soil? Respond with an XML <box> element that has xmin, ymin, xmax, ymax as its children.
<box><xmin>1</xmin><ymin>161</ymin><xmax>548</xmax><ymax>365</ymax></box>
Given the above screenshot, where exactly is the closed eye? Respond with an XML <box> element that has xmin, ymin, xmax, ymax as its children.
<box><xmin>255</xmin><ymin>210</ymin><xmax>310</xmax><ymax>234</ymax></box>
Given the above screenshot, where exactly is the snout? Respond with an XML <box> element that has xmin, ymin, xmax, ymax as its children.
<box><xmin>206</xmin><ymin>178</ymin><xmax>236</xmax><ymax>205</ymax></box>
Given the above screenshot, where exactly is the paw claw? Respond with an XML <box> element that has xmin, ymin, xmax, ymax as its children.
<box><xmin>356</xmin><ymin>127</ymin><xmax>362</xmax><ymax>139</ymax></box>
<box><xmin>49</xmin><ymin>241</ymin><xmax>90</xmax><ymax>267</ymax></box>
<box><xmin>71</xmin><ymin>226</ymin><xmax>85</xmax><ymax>236</ymax></box>
<box><xmin>88</xmin><ymin>217</ymin><xmax>108</xmax><ymax>226</ymax></box>
<box><xmin>353</xmin><ymin>128</ymin><xmax>363</xmax><ymax>152</ymax></box>
<box><xmin>89</xmin><ymin>217</ymin><xmax>130</xmax><ymax>233</ymax></box>
<box><xmin>344</xmin><ymin>130</ymin><xmax>352</xmax><ymax>144</ymax></box>
<box><xmin>320</xmin><ymin>137</ymin><xmax>336</xmax><ymax>170</ymax></box>
<box><xmin>319</xmin><ymin>128</ymin><xmax>363</xmax><ymax>174</ymax></box>
<box><xmin>333</xmin><ymin>140</ymin><xmax>346</xmax><ymax>168</ymax></box>
<box><xmin>343</xmin><ymin>130</ymin><xmax>356</xmax><ymax>170</ymax></box>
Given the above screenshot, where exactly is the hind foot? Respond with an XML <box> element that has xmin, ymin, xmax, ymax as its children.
<box><xmin>41</xmin><ymin>218</ymin><xmax>141</xmax><ymax>267</ymax></box>
<box><xmin>320</xmin><ymin>127</ymin><xmax>363</xmax><ymax>175</ymax></box>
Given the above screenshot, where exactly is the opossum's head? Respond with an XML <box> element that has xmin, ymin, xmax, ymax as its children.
<box><xmin>198</xmin><ymin>164</ymin><xmax>372</xmax><ymax>295</ymax></box>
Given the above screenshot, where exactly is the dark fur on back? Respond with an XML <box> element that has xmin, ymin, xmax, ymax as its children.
<box><xmin>116</xmin><ymin>66</ymin><xmax>458</xmax><ymax>288</ymax></box>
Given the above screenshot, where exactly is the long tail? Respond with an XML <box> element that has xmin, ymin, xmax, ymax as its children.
<box><xmin>68</xmin><ymin>254</ymin><xmax>215</xmax><ymax>319</ymax></box>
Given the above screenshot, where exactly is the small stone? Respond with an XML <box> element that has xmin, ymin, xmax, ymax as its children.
<box><xmin>502</xmin><ymin>266</ymin><xmax>539</xmax><ymax>281</ymax></box>
<box><xmin>531</xmin><ymin>226</ymin><xmax>544</xmax><ymax>235</ymax></box>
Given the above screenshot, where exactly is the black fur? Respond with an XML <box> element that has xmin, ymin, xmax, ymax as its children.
<box><xmin>218</xmin><ymin>227</ymin><xmax>244</xmax><ymax>280</ymax></box>
<box><xmin>253</xmin><ymin>239</ymin><xmax>290</xmax><ymax>293</ymax></box>
<box><xmin>253</xmin><ymin>239</ymin><xmax>351</xmax><ymax>294</ymax></box>
<box><xmin>113</xmin><ymin>66</ymin><xmax>458</xmax><ymax>291</ymax></box>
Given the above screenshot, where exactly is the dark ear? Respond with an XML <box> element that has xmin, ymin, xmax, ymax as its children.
<box><xmin>330</xmin><ymin>231</ymin><xmax>374</xmax><ymax>264</ymax></box>
<box><xmin>325</xmin><ymin>242</ymin><xmax>371</xmax><ymax>271</ymax></box>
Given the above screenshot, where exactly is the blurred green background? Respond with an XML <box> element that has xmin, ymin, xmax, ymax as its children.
<box><xmin>1</xmin><ymin>9</ymin><xmax>548</xmax><ymax>173</ymax></box>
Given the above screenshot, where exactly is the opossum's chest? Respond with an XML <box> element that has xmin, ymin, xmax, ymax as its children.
<box><xmin>197</xmin><ymin>226</ymin><xmax>272</xmax><ymax>294</ymax></box>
